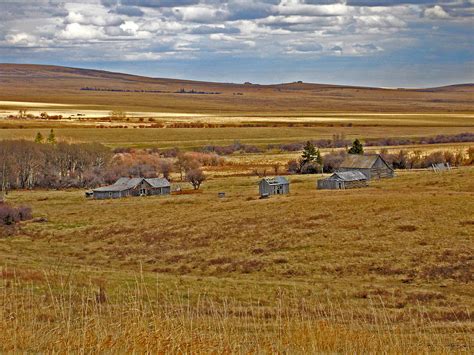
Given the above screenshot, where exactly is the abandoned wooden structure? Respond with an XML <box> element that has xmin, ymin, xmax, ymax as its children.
<box><xmin>338</xmin><ymin>154</ymin><xmax>394</xmax><ymax>180</ymax></box>
<box><xmin>431</xmin><ymin>162</ymin><xmax>450</xmax><ymax>172</ymax></box>
<box><xmin>92</xmin><ymin>177</ymin><xmax>171</xmax><ymax>199</ymax></box>
<box><xmin>317</xmin><ymin>170</ymin><xmax>368</xmax><ymax>190</ymax></box>
<box><xmin>259</xmin><ymin>176</ymin><xmax>289</xmax><ymax>197</ymax></box>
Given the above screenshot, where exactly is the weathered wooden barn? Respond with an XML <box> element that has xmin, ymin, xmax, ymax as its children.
<box><xmin>317</xmin><ymin>170</ymin><xmax>368</xmax><ymax>190</ymax></box>
<box><xmin>92</xmin><ymin>177</ymin><xmax>171</xmax><ymax>199</ymax></box>
<box><xmin>338</xmin><ymin>154</ymin><xmax>394</xmax><ymax>180</ymax></box>
<box><xmin>259</xmin><ymin>176</ymin><xmax>289</xmax><ymax>197</ymax></box>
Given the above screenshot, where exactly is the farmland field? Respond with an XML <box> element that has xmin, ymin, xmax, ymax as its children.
<box><xmin>1</xmin><ymin>169</ymin><xmax>473</xmax><ymax>352</ymax></box>
<box><xmin>1</xmin><ymin>64</ymin><xmax>474</xmax><ymax>352</ymax></box>
<box><xmin>1</xmin><ymin>125</ymin><xmax>474</xmax><ymax>149</ymax></box>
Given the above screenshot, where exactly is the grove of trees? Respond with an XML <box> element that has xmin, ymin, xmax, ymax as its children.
<box><xmin>0</xmin><ymin>139</ymin><xmax>218</xmax><ymax>193</ymax></box>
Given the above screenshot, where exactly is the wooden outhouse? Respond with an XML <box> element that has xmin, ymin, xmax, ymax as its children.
<box><xmin>317</xmin><ymin>170</ymin><xmax>368</xmax><ymax>190</ymax></box>
<box><xmin>259</xmin><ymin>176</ymin><xmax>289</xmax><ymax>197</ymax></box>
<box><xmin>338</xmin><ymin>154</ymin><xmax>394</xmax><ymax>180</ymax></box>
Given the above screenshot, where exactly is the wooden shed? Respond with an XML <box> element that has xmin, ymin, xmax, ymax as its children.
<box><xmin>317</xmin><ymin>170</ymin><xmax>368</xmax><ymax>190</ymax></box>
<box><xmin>92</xmin><ymin>177</ymin><xmax>171</xmax><ymax>199</ymax></box>
<box><xmin>259</xmin><ymin>176</ymin><xmax>289</xmax><ymax>197</ymax></box>
<box><xmin>338</xmin><ymin>154</ymin><xmax>394</xmax><ymax>180</ymax></box>
<box><xmin>431</xmin><ymin>162</ymin><xmax>450</xmax><ymax>172</ymax></box>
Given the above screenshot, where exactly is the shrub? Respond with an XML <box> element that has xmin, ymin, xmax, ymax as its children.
<box><xmin>0</xmin><ymin>203</ymin><xmax>32</xmax><ymax>225</ymax></box>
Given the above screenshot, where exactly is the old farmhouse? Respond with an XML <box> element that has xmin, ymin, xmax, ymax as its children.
<box><xmin>317</xmin><ymin>170</ymin><xmax>368</xmax><ymax>190</ymax></box>
<box><xmin>259</xmin><ymin>176</ymin><xmax>289</xmax><ymax>197</ymax></box>
<box><xmin>338</xmin><ymin>154</ymin><xmax>394</xmax><ymax>180</ymax></box>
<box><xmin>92</xmin><ymin>177</ymin><xmax>171</xmax><ymax>199</ymax></box>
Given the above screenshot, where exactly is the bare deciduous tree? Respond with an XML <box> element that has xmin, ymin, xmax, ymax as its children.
<box><xmin>186</xmin><ymin>168</ymin><xmax>206</xmax><ymax>190</ymax></box>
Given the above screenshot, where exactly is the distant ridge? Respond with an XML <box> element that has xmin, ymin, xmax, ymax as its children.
<box><xmin>0</xmin><ymin>64</ymin><xmax>473</xmax><ymax>114</ymax></box>
<box><xmin>1</xmin><ymin>63</ymin><xmax>471</xmax><ymax>90</ymax></box>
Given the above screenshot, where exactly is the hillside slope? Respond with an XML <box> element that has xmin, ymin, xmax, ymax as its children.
<box><xmin>0</xmin><ymin>64</ymin><xmax>473</xmax><ymax>114</ymax></box>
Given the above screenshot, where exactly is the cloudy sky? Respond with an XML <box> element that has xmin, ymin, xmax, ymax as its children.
<box><xmin>1</xmin><ymin>0</ymin><xmax>473</xmax><ymax>87</ymax></box>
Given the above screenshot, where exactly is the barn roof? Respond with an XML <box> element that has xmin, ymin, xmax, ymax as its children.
<box><xmin>329</xmin><ymin>170</ymin><xmax>367</xmax><ymax>181</ymax></box>
<box><xmin>113</xmin><ymin>177</ymin><xmax>144</xmax><ymax>188</ymax></box>
<box><xmin>93</xmin><ymin>183</ymin><xmax>132</xmax><ymax>192</ymax></box>
<box><xmin>146</xmin><ymin>178</ymin><xmax>170</xmax><ymax>188</ymax></box>
<box><xmin>262</xmin><ymin>176</ymin><xmax>289</xmax><ymax>185</ymax></box>
<box><xmin>339</xmin><ymin>154</ymin><xmax>392</xmax><ymax>170</ymax></box>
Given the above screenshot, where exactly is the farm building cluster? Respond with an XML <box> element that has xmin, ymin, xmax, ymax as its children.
<box><xmin>88</xmin><ymin>154</ymin><xmax>397</xmax><ymax>199</ymax></box>
<box><xmin>316</xmin><ymin>154</ymin><xmax>394</xmax><ymax>190</ymax></box>
<box><xmin>259</xmin><ymin>154</ymin><xmax>394</xmax><ymax>196</ymax></box>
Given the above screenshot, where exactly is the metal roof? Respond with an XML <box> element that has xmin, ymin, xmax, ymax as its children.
<box><xmin>93</xmin><ymin>184</ymin><xmax>132</xmax><ymax>192</ymax></box>
<box><xmin>113</xmin><ymin>177</ymin><xmax>143</xmax><ymax>188</ymax></box>
<box><xmin>339</xmin><ymin>154</ymin><xmax>380</xmax><ymax>169</ymax></box>
<box><xmin>329</xmin><ymin>170</ymin><xmax>367</xmax><ymax>181</ymax></box>
<box><xmin>145</xmin><ymin>178</ymin><xmax>170</xmax><ymax>188</ymax></box>
<box><xmin>262</xmin><ymin>176</ymin><xmax>289</xmax><ymax>185</ymax></box>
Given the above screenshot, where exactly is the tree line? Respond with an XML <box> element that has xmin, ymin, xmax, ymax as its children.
<box><xmin>0</xmin><ymin>138</ymin><xmax>215</xmax><ymax>193</ymax></box>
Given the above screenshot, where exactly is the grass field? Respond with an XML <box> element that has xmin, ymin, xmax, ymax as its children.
<box><xmin>1</xmin><ymin>125</ymin><xmax>473</xmax><ymax>149</ymax></box>
<box><xmin>1</xmin><ymin>169</ymin><xmax>473</xmax><ymax>352</ymax></box>
<box><xmin>1</xmin><ymin>63</ymin><xmax>473</xmax><ymax>352</ymax></box>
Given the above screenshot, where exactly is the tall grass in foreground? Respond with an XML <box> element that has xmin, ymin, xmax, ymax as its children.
<box><xmin>1</xmin><ymin>269</ymin><xmax>471</xmax><ymax>353</ymax></box>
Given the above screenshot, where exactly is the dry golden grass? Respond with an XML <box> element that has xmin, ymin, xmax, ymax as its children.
<box><xmin>1</xmin><ymin>168</ymin><xmax>473</xmax><ymax>352</ymax></box>
<box><xmin>0</xmin><ymin>126</ymin><xmax>473</xmax><ymax>149</ymax></box>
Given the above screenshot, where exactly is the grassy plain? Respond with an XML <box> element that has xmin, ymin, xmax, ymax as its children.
<box><xmin>1</xmin><ymin>125</ymin><xmax>474</xmax><ymax>149</ymax></box>
<box><xmin>1</xmin><ymin>169</ymin><xmax>473</xmax><ymax>352</ymax></box>
<box><xmin>1</xmin><ymin>63</ymin><xmax>473</xmax><ymax>352</ymax></box>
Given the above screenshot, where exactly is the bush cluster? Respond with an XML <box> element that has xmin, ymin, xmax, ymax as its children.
<box><xmin>0</xmin><ymin>203</ymin><xmax>32</xmax><ymax>226</ymax></box>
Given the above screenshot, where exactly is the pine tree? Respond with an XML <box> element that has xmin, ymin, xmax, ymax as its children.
<box><xmin>348</xmin><ymin>139</ymin><xmax>364</xmax><ymax>155</ymax></box>
<box><xmin>34</xmin><ymin>132</ymin><xmax>44</xmax><ymax>143</ymax></box>
<box><xmin>301</xmin><ymin>141</ymin><xmax>317</xmax><ymax>165</ymax></box>
<box><xmin>46</xmin><ymin>129</ymin><xmax>56</xmax><ymax>144</ymax></box>
<box><xmin>315</xmin><ymin>148</ymin><xmax>322</xmax><ymax>165</ymax></box>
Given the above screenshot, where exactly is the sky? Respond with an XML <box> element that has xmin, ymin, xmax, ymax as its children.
<box><xmin>0</xmin><ymin>0</ymin><xmax>473</xmax><ymax>87</ymax></box>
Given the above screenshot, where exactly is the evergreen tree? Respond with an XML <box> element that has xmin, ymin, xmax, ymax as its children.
<box><xmin>34</xmin><ymin>132</ymin><xmax>44</xmax><ymax>143</ymax></box>
<box><xmin>348</xmin><ymin>139</ymin><xmax>364</xmax><ymax>155</ymax></box>
<box><xmin>315</xmin><ymin>148</ymin><xmax>322</xmax><ymax>165</ymax></box>
<box><xmin>46</xmin><ymin>129</ymin><xmax>56</xmax><ymax>144</ymax></box>
<box><xmin>300</xmin><ymin>141</ymin><xmax>323</xmax><ymax>174</ymax></box>
<box><xmin>301</xmin><ymin>141</ymin><xmax>317</xmax><ymax>165</ymax></box>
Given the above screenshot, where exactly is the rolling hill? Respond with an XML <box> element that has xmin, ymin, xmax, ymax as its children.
<box><xmin>0</xmin><ymin>64</ymin><xmax>473</xmax><ymax>114</ymax></box>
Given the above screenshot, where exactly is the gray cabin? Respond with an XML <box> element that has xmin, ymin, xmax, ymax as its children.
<box><xmin>259</xmin><ymin>176</ymin><xmax>289</xmax><ymax>197</ymax></box>
<box><xmin>317</xmin><ymin>170</ymin><xmax>368</xmax><ymax>190</ymax></box>
<box><xmin>338</xmin><ymin>154</ymin><xmax>394</xmax><ymax>180</ymax></box>
<box><xmin>92</xmin><ymin>177</ymin><xmax>171</xmax><ymax>199</ymax></box>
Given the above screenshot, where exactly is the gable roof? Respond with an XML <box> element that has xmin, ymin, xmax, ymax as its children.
<box><xmin>339</xmin><ymin>154</ymin><xmax>392</xmax><ymax>170</ymax></box>
<box><xmin>261</xmin><ymin>176</ymin><xmax>289</xmax><ymax>185</ymax></box>
<box><xmin>113</xmin><ymin>177</ymin><xmax>144</xmax><ymax>188</ymax></box>
<box><xmin>329</xmin><ymin>170</ymin><xmax>367</xmax><ymax>181</ymax></box>
<box><xmin>146</xmin><ymin>178</ymin><xmax>170</xmax><ymax>188</ymax></box>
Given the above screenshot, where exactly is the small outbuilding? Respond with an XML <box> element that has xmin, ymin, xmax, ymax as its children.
<box><xmin>317</xmin><ymin>170</ymin><xmax>368</xmax><ymax>190</ymax></box>
<box><xmin>338</xmin><ymin>154</ymin><xmax>394</xmax><ymax>180</ymax></box>
<box><xmin>431</xmin><ymin>162</ymin><xmax>450</xmax><ymax>172</ymax></box>
<box><xmin>259</xmin><ymin>176</ymin><xmax>289</xmax><ymax>197</ymax></box>
<box><xmin>92</xmin><ymin>177</ymin><xmax>171</xmax><ymax>199</ymax></box>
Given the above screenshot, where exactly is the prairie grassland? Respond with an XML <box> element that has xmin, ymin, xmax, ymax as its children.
<box><xmin>1</xmin><ymin>168</ymin><xmax>473</xmax><ymax>352</ymax></box>
<box><xmin>1</xmin><ymin>125</ymin><xmax>473</xmax><ymax>149</ymax></box>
